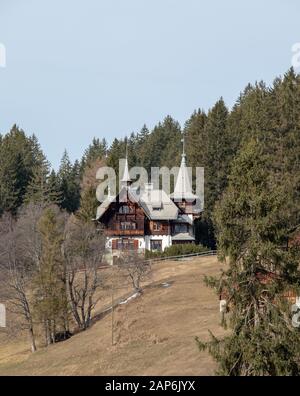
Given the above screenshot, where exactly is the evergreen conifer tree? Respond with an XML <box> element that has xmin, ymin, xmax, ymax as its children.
<box><xmin>198</xmin><ymin>138</ymin><xmax>300</xmax><ymax>376</ymax></box>
<box><xmin>57</xmin><ymin>151</ymin><xmax>80</xmax><ymax>212</ymax></box>
<box><xmin>33</xmin><ymin>206</ymin><xmax>68</xmax><ymax>345</ymax></box>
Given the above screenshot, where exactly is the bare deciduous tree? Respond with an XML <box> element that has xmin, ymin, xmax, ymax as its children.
<box><xmin>0</xmin><ymin>212</ymin><xmax>37</xmax><ymax>352</ymax></box>
<box><xmin>116</xmin><ymin>252</ymin><xmax>152</xmax><ymax>294</ymax></box>
<box><xmin>63</xmin><ymin>215</ymin><xmax>106</xmax><ymax>330</ymax></box>
<box><xmin>16</xmin><ymin>203</ymin><xmax>44</xmax><ymax>270</ymax></box>
<box><xmin>0</xmin><ymin>204</ymin><xmax>70</xmax><ymax>351</ymax></box>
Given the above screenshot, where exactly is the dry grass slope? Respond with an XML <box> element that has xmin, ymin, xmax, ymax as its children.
<box><xmin>0</xmin><ymin>255</ymin><xmax>226</xmax><ymax>376</ymax></box>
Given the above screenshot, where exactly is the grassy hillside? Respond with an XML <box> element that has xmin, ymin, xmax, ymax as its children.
<box><xmin>0</xmin><ymin>256</ymin><xmax>226</xmax><ymax>376</ymax></box>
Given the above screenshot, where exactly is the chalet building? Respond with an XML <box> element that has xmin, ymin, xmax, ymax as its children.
<box><xmin>96</xmin><ymin>142</ymin><xmax>202</xmax><ymax>261</ymax></box>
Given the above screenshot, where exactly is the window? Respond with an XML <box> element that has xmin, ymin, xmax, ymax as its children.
<box><xmin>174</xmin><ymin>224</ymin><xmax>187</xmax><ymax>233</ymax></box>
<box><xmin>120</xmin><ymin>222</ymin><xmax>136</xmax><ymax>230</ymax></box>
<box><xmin>153</xmin><ymin>222</ymin><xmax>161</xmax><ymax>231</ymax></box>
<box><xmin>150</xmin><ymin>240</ymin><xmax>162</xmax><ymax>252</ymax></box>
<box><xmin>119</xmin><ymin>206</ymin><xmax>129</xmax><ymax>214</ymax></box>
<box><xmin>115</xmin><ymin>239</ymin><xmax>137</xmax><ymax>250</ymax></box>
<box><xmin>119</xmin><ymin>205</ymin><xmax>134</xmax><ymax>214</ymax></box>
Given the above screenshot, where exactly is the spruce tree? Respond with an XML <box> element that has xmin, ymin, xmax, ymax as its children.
<box><xmin>184</xmin><ymin>109</ymin><xmax>207</xmax><ymax>171</ymax></box>
<box><xmin>135</xmin><ymin>124</ymin><xmax>150</xmax><ymax>166</ymax></box>
<box><xmin>0</xmin><ymin>125</ymin><xmax>37</xmax><ymax>214</ymax></box>
<box><xmin>106</xmin><ymin>138</ymin><xmax>126</xmax><ymax>182</ymax></box>
<box><xmin>191</xmin><ymin>99</ymin><xmax>229</xmax><ymax>248</ymax></box>
<box><xmin>142</xmin><ymin>116</ymin><xmax>182</xmax><ymax>172</ymax></box>
<box><xmin>48</xmin><ymin>169</ymin><xmax>62</xmax><ymax>205</ymax></box>
<box><xmin>197</xmin><ymin>138</ymin><xmax>300</xmax><ymax>376</ymax></box>
<box><xmin>184</xmin><ymin>109</ymin><xmax>210</xmax><ymax>247</ymax></box>
<box><xmin>57</xmin><ymin>151</ymin><xmax>80</xmax><ymax>213</ymax></box>
<box><xmin>24</xmin><ymin>151</ymin><xmax>52</xmax><ymax>206</ymax></box>
<box><xmin>76</xmin><ymin>158</ymin><xmax>105</xmax><ymax>223</ymax></box>
<box><xmin>203</xmin><ymin>98</ymin><xmax>229</xmax><ymax>217</ymax></box>
<box><xmin>0</xmin><ymin>152</ymin><xmax>23</xmax><ymax>215</ymax></box>
<box><xmin>77</xmin><ymin>186</ymin><xmax>98</xmax><ymax>223</ymax></box>
<box><xmin>81</xmin><ymin>137</ymin><xmax>107</xmax><ymax>170</ymax></box>
<box><xmin>33</xmin><ymin>206</ymin><xmax>68</xmax><ymax>345</ymax></box>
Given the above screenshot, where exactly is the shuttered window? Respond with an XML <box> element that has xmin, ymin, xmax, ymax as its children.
<box><xmin>113</xmin><ymin>239</ymin><xmax>139</xmax><ymax>250</ymax></box>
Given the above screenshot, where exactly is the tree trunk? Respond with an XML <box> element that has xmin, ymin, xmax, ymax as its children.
<box><xmin>28</xmin><ymin>324</ymin><xmax>37</xmax><ymax>353</ymax></box>
<box><xmin>51</xmin><ymin>320</ymin><xmax>56</xmax><ymax>344</ymax></box>
<box><xmin>67</xmin><ymin>277</ymin><xmax>83</xmax><ymax>329</ymax></box>
<box><xmin>45</xmin><ymin>320</ymin><xmax>51</xmax><ymax>346</ymax></box>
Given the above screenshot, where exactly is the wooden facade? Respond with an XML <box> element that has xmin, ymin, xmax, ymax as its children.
<box><xmin>147</xmin><ymin>220</ymin><xmax>170</xmax><ymax>236</ymax></box>
<box><xmin>96</xmin><ymin>142</ymin><xmax>202</xmax><ymax>257</ymax></box>
<box><xmin>99</xmin><ymin>193</ymin><xmax>195</xmax><ymax>253</ymax></box>
<box><xmin>102</xmin><ymin>200</ymin><xmax>146</xmax><ymax>236</ymax></box>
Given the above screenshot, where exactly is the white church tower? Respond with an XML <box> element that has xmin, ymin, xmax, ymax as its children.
<box><xmin>170</xmin><ymin>134</ymin><xmax>200</xmax><ymax>220</ymax></box>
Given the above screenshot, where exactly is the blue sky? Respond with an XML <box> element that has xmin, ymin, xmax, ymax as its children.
<box><xmin>0</xmin><ymin>0</ymin><xmax>299</xmax><ymax>169</ymax></box>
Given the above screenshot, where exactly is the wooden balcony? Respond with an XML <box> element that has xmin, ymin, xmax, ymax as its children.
<box><xmin>105</xmin><ymin>229</ymin><xmax>145</xmax><ymax>236</ymax></box>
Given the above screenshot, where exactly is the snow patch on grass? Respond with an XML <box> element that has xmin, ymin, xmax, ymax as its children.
<box><xmin>119</xmin><ymin>293</ymin><xmax>139</xmax><ymax>305</ymax></box>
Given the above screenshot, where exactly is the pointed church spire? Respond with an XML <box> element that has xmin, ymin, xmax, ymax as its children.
<box><xmin>121</xmin><ymin>139</ymin><xmax>131</xmax><ymax>185</ymax></box>
<box><xmin>181</xmin><ymin>134</ymin><xmax>186</xmax><ymax>165</ymax></box>
<box><xmin>171</xmin><ymin>133</ymin><xmax>197</xmax><ymax>201</ymax></box>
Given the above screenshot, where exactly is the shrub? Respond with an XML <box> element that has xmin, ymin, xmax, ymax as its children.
<box><xmin>145</xmin><ymin>243</ymin><xmax>209</xmax><ymax>259</ymax></box>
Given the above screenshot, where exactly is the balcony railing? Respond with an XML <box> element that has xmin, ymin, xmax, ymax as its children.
<box><xmin>105</xmin><ymin>229</ymin><xmax>145</xmax><ymax>236</ymax></box>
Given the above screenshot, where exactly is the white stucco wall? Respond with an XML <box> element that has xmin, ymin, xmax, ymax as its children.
<box><xmin>104</xmin><ymin>236</ymin><xmax>145</xmax><ymax>265</ymax></box>
<box><xmin>105</xmin><ymin>234</ymin><xmax>172</xmax><ymax>255</ymax></box>
<box><xmin>145</xmin><ymin>234</ymin><xmax>172</xmax><ymax>251</ymax></box>
<box><xmin>105</xmin><ymin>236</ymin><xmax>145</xmax><ymax>251</ymax></box>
